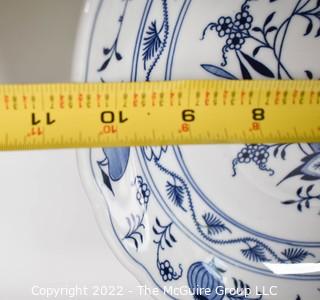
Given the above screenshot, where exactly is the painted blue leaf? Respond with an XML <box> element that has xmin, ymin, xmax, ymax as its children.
<box><xmin>239</xmin><ymin>280</ymin><xmax>245</xmax><ymax>290</ymax></box>
<box><xmin>102</xmin><ymin>147</ymin><xmax>130</xmax><ymax>181</ymax></box>
<box><xmin>266</xmin><ymin>26</ymin><xmax>277</xmax><ymax>34</ymax></box>
<box><xmin>124</xmin><ymin>214</ymin><xmax>145</xmax><ymax>250</ymax></box>
<box><xmin>297</xmin><ymin>187</ymin><xmax>303</xmax><ymax>196</ymax></box>
<box><xmin>103</xmin><ymin>48</ymin><xmax>110</xmax><ymax>55</ymax></box>
<box><xmin>253</xmin><ymin>46</ymin><xmax>263</xmax><ymax>57</ymax></box>
<box><xmin>282</xmin><ymin>200</ymin><xmax>296</xmax><ymax>205</ymax></box>
<box><xmin>305</xmin><ymin>70</ymin><xmax>313</xmax><ymax>79</ymax></box>
<box><xmin>233</xmin><ymin>278</ymin><xmax>238</xmax><ymax>289</ymax></box>
<box><xmin>281</xmin><ymin>248</ymin><xmax>314</xmax><ymax>263</ymax></box>
<box><xmin>306</xmin><ymin>184</ymin><xmax>314</xmax><ymax>194</ymax></box>
<box><xmin>202</xmin><ymin>213</ymin><xmax>231</xmax><ymax>235</ymax></box>
<box><xmin>238</xmin><ymin>57</ymin><xmax>252</xmax><ymax>79</ymax></box>
<box><xmin>97</xmin><ymin>58</ymin><xmax>111</xmax><ymax>72</ymax></box>
<box><xmin>252</xmin><ymin>27</ymin><xmax>262</xmax><ymax>32</ymax></box>
<box><xmin>304</xmin><ymin>19</ymin><xmax>313</xmax><ymax>36</ymax></box>
<box><xmin>100</xmin><ymin>169</ymin><xmax>114</xmax><ymax>195</ymax></box>
<box><xmin>241</xmin><ymin>51</ymin><xmax>274</xmax><ymax>78</ymax></box>
<box><xmin>305</xmin><ymin>200</ymin><xmax>310</xmax><ymax>208</ymax></box>
<box><xmin>115</xmin><ymin>52</ymin><xmax>123</xmax><ymax>60</ymax></box>
<box><xmin>241</xmin><ymin>244</ymin><xmax>270</xmax><ymax>262</ymax></box>
<box><xmin>281</xmin><ymin>147</ymin><xmax>287</xmax><ymax>159</ymax></box>
<box><xmin>297</xmin><ymin>203</ymin><xmax>302</xmax><ymax>211</ymax></box>
<box><xmin>201</xmin><ymin>64</ymin><xmax>237</xmax><ymax>79</ymax></box>
<box><xmin>169</xmin><ymin>233</ymin><xmax>177</xmax><ymax>243</ymax></box>
<box><xmin>264</xmin><ymin>12</ymin><xmax>275</xmax><ymax>28</ymax></box>
<box><xmin>166</xmin><ymin>181</ymin><xmax>187</xmax><ymax>211</ymax></box>
<box><xmin>142</xmin><ymin>20</ymin><xmax>162</xmax><ymax>69</ymax></box>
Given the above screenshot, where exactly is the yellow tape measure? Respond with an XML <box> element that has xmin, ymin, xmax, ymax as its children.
<box><xmin>0</xmin><ymin>79</ymin><xmax>319</xmax><ymax>150</ymax></box>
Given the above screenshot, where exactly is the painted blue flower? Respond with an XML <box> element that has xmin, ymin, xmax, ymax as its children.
<box><xmin>142</xmin><ymin>146</ymin><xmax>168</xmax><ymax>161</ymax></box>
<box><xmin>136</xmin><ymin>181</ymin><xmax>151</xmax><ymax>205</ymax></box>
<box><xmin>234</xmin><ymin>9</ymin><xmax>253</xmax><ymax>30</ymax></box>
<box><xmin>233</xmin><ymin>144</ymin><xmax>275</xmax><ymax>176</ymax></box>
<box><xmin>253</xmin><ymin>146</ymin><xmax>270</xmax><ymax>165</ymax></box>
<box><xmin>237</xmin><ymin>146</ymin><xmax>253</xmax><ymax>163</ymax></box>
<box><xmin>226</xmin><ymin>32</ymin><xmax>245</xmax><ymax>50</ymax></box>
<box><xmin>216</xmin><ymin>16</ymin><xmax>233</xmax><ymax>37</ymax></box>
<box><xmin>159</xmin><ymin>260</ymin><xmax>175</xmax><ymax>281</ymax></box>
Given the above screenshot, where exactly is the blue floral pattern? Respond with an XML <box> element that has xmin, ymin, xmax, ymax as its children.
<box><xmin>142</xmin><ymin>0</ymin><xmax>169</xmax><ymax>81</ymax></box>
<box><xmin>200</xmin><ymin>0</ymin><xmax>320</xmax><ymax>214</ymax></box>
<box><xmin>141</xmin><ymin>148</ymin><xmax>316</xmax><ymax>265</ymax></box>
<box><xmin>201</xmin><ymin>0</ymin><xmax>320</xmax><ymax>79</ymax></box>
<box><xmin>97</xmin><ymin>0</ymin><xmax>129</xmax><ymax>81</ymax></box>
<box><xmin>153</xmin><ymin>218</ymin><xmax>183</xmax><ymax>282</ymax></box>
<box><xmin>89</xmin><ymin>0</ymin><xmax>320</xmax><ymax>299</ymax></box>
<box><xmin>233</xmin><ymin>143</ymin><xmax>320</xmax><ymax>212</ymax></box>
<box><xmin>122</xmin><ymin>175</ymin><xmax>150</xmax><ymax>250</ymax></box>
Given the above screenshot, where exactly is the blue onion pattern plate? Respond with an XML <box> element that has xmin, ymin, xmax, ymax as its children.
<box><xmin>74</xmin><ymin>0</ymin><xmax>320</xmax><ymax>299</ymax></box>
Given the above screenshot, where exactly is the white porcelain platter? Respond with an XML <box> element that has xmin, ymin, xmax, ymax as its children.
<box><xmin>73</xmin><ymin>0</ymin><xmax>320</xmax><ymax>299</ymax></box>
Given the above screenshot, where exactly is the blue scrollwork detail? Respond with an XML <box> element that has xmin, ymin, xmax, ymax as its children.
<box><xmin>97</xmin><ymin>0</ymin><xmax>129</xmax><ymax>80</ymax></box>
<box><xmin>122</xmin><ymin>175</ymin><xmax>150</xmax><ymax>250</ymax></box>
<box><xmin>123</xmin><ymin>213</ymin><xmax>145</xmax><ymax>250</ymax></box>
<box><xmin>153</xmin><ymin>218</ymin><xmax>183</xmax><ymax>282</ymax></box>
<box><xmin>142</xmin><ymin>145</ymin><xmax>168</xmax><ymax>162</ymax></box>
<box><xmin>142</xmin><ymin>0</ymin><xmax>169</xmax><ymax>81</ymax></box>
<box><xmin>143</xmin><ymin>149</ymin><xmax>316</xmax><ymax>264</ymax></box>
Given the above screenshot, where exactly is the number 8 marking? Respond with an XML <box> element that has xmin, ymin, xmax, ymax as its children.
<box><xmin>252</xmin><ymin>108</ymin><xmax>265</xmax><ymax>121</ymax></box>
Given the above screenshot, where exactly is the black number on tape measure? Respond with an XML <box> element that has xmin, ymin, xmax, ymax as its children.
<box><xmin>100</xmin><ymin>111</ymin><xmax>128</xmax><ymax>124</ymax></box>
<box><xmin>182</xmin><ymin>109</ymin><xmax>195</xmax><ymax>122</ymax></box>
<box><xmin>252</xmin><ymin>108</ymin><xmax>265</xmax><ymax>121</ymax></box>
<box><xmin>31</xmin><ymin>113</ymin><xmax>41</xmax><ymax>125</ymax></box>
<box><xmin>46</xmin><ymin>113</ymin><xmax>55</xmax><ymax>125</ymax></box>
<box><xmin>31</xmin><ymin>112</ymin><xmax>55</xmax><ymax>125</ymax></box>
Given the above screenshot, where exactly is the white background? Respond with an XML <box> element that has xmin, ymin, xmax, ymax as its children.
<box><xmin>0</xmin><ymin>1</ymin><xmax>151</xmax><ymax>299</ymax></box>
